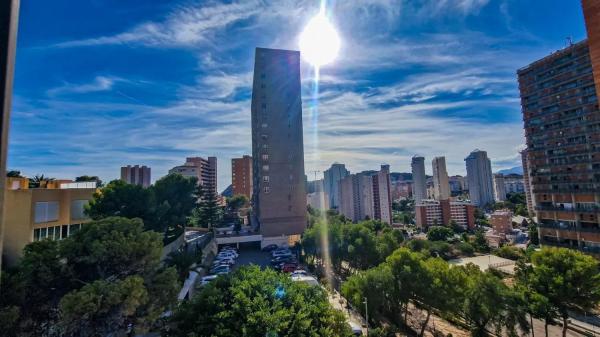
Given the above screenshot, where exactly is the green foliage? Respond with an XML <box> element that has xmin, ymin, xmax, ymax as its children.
<box><xmin>426</xmin><ymin>226</ymin><xmax>454</xmax><ymax>241</ymax></box>
<box><xmin>516</xmin><ymin>247</ymin><xmax>600</xmax><ymax>335</ymax></box>
<box><xmin>454</xmin><ymin>241</ymin><xmax>475</xmax><ymax>256</ymax></box>
<box><xmin>28</xmin><ymin>174</ymin><xmax>54</xmax><ymax>188</ymax></box>
<box><xmin>528</xmin><ymin>222</ymin><xmax>539</xmax><ymax>245</ymax></box>
<box><xmin>6</xmin><ymin>170</ymin><xmax>22</xmax><ymax>178</ymax></box>
<box><xmin>302</xmin><ymin>217</ymin><xmax>403</xmax><ymax>274</ymax></box>
<box><xmin>227</xmin><ymin>194</ymin><xmax>249</xmax><ymax>211</ymax></box>
<box><xmin>0</xmin><ymin>217</ymin><xmax>179</xmax><ymax>336</ymax></box>
<box><xmin>153</xmin><ymin>174</ymin><xmax>198</xmax><ymax>233</ymax></box>
<box><xmin>167</xmin><ymin>266</ymin><xmax>353</xmax><ymax>337</ymax></box>
<box><xmin>472</xmin><ymin>230</ymin><xmax>490</xmax><ymax>253</ymax></box>
<box><xmin>189</xmin><ymin>183</ymin><xmax>224</xmax><ymax>228</ymax></box>
<box><xmin>494</xmin><ymin>246</ymin><xmax>525</xmax><ymax>261</ymax></box>
<box><xmin>165</xmin><ymin>248</ymin><xmax>203</xmax><ymax>281</ymax></box>
<box><xmin>75</xmin><ymin>175</ymin><xmax>103</xmax><ymax>187</ymax></box>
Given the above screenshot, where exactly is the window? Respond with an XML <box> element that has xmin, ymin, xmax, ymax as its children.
<box><xmin>33</xmin><ymin>228</ymin><xmax>40</xmax><ymax>241</ymax></box>
<box><xmin>71</xmin><ymin>200</ymin><xmax>89</xmax><ymax>220</ymax></box>
<box><xmin>262</xmin><ymin>154</ymin><xmax>269</xmax><ymax>161</ymax></box>
<box><xmin>263</xmin><ymin>176</ymin><xmax>270</xmax><ymax>182</ymax></box>
<box><xmin>61</xmin><ymin>225</ymin><xmax>69</xmax><ymax>239</ymax></box>
<box><xmin>264</xmin><ymin>186</ymin><xmax>270</xmax><ymax>193</ymax></box>
<box><xmin>262</xmin><ymin>165</ymin><xmax>269</xmax><ymax>171</ymax></box>
<box><xmin>69</xmin><ymin>224</ymin><xmax>82</xmax><ymax>235</ymax></box>
<box><xmin>34</xmin><ymin>201</ymin><xmax>59</xmax><ymax>223</ymax></box>
<box><xmin>261</xmin><ymin>123</ymin><xmax>268</xmax><ymax>128</ymax></box>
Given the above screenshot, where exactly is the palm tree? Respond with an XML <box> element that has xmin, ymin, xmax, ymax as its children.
<box><xmin>28</xmin><ymin>174</ymin><xmax>54</xmax><ymax>188</ymax></box>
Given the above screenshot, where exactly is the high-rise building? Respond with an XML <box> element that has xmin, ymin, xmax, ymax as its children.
<box><xmin>521</xmin><ymin>150</ymin><xmax>536</xmax><ymax>216</ymax></box>
<box><xmin>169</xmin><ymin>156</ymin><xmax>217</xmax><ymax>196</ymax></box>
<box><xmin>415</xmin><ymin>199</ymin><xmax>475</xmax><ymax>230</ymax></box>
<box><xmin>432</xmin><ymin>156</ymin><xmax>450</xmax><ymax>200</ymax></box>
<box><xmin>411</xmin><ymin>156</ymin><xmax>427</xmax><ymax>204</ymax></box>
<box><xmin>449</xmin><ymin>175</ymin><xmax>467</xmax><ymax>195</ymax></box>
<box><xmin>465</xmin><ymin>150</ymin><xmax>495</xmax><ymax>207</ymax></box>
<box><xmin>121</xmin><ymin>165</ymin><xmax>151</xmax><ymax>187</ymax></box>
<box><xmin>493</xmin><ymin>173</ymin><xmax>507</xmax><ymax>202</ymax></box>
<box><xmin>503</xmin><ymin>174</ymin><xmax>525</xmax><ymax>194</ymax></box>
<box><xmin>251</xmin><ymin>48</ymin><xmax>306</xmax><ymax>246</ymax></box>
<box><xmin>339</xmin><ymin>165</ymin><xmax>392</xmax><ymax>224</ymax></box>
<box><xmin>3</xmin><ymin>177</ymin><xmax>97</xmax><ymax>266</ymax></box>
<box><xmin>323</xmin><ymin>163</ymin><xmax>349</xmax><ymax>209</ymax></box>
<box><xmin>232</xmin><ymin>155</ymin><xmax>252</xmax><ymax>199</ymax></box>
<box><xmin>518</xmin><ymin>5</ymin><xmax>600</xmax><ymax>253</ymax></box>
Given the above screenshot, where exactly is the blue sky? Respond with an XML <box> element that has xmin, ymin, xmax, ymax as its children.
<box><xmin>10</xmin><ymin>0</ymin><xmax>587</xmax><ymax>191</ymax></box>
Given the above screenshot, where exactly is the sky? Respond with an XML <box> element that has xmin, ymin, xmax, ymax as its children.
<box><xmin>9</xmin><ymin>0</ymin><xmax>588</xmax><ymax>192</ymax></box>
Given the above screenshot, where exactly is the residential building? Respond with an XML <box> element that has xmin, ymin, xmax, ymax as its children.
<box><xmin>491</xmin><ymin>209</ymin><xmax>514</xmax><ymax>235</ymax></box>
<box><xmin>415</xmin><ymin>199</ymin><xmax>475</xmax><ymax>230</ymax></box>
<box><xmin>323</xmin><ymin>163</ymin><xmax>349</xmax><ymax>209</ymax></box>
<box><xmin>521</xmin><ymin>149</ymin><xmax>536</xmax><ymax>216</ymax></box>
<box><xmin>339</xmin><ymin>165</ymin><xmax>392</xmax><ymax>224</ymax></box>
<box><xmin>411</xmin><ymin>156</ymin><xmax>427</xmax><ymax>204</ymax></box>
<box><xmin>432</xmin><ymin>156</ymin><xmax>450</xmax><ymax>200</ymax></box>
<box><xmin>232</xmin><ymin>155</ymin><xmax>252</xmax><ymax>199</ymax></box>
<box><xmin>449</xmin><ymin>175</ymin><xmax>467</xmax><ymax>195</ymax></box>
<box><xmin>493</xmin><ymin>173</ymin><xmax>507</xmax><ymax>201</ymax></box>
<box><xmin>504</xmin><ymin>174</ymin><xmax>525</xmax><ymax>194</ymax></box>
<box><xmin>465</xmin><ymin>149</ymin><xmax>495</xmax><ymax>207</ymax></box>
<box><xmin>169</xmin><ymin>156</ymin><xmax>217</xmax><ymax>196</ymax></box>
<box><xmin>391</xmin><ymin>180</ymin><xmax>412</xmax><ymax>200</ymax></box>
<box><xmin>120</xmin><ymin>165</ymin><xmax>151</xmax><ymax>187</ymax></box>
<box><xmin>251</xmin><ymin>48</ymin><xmax>307</xmax><ymax>247</ymax></box>
<box><xmin>2</xmin><ymin>177</ymin><xmax>97</xmax><ymax>266</ymax></box>
<box><xmin>306</xmin><ymin>179</ymin><xmax>324</xmax><ymax>193</ymax></box>
<box><xmin>307</xmin><ymin>191</ymin><xmax>329</xmax><ymax>211</ymax></box>
<box><xmin>518</xmin><ymin>33</ymin><xmax>600</xmax><ymax>253</ymax></box>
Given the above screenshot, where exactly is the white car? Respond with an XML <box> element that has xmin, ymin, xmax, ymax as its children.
<box><xmin>200</xmin><ymin>275</ymin><xmax>218</xmax><ymax>286</ymax></box>
<box><xmin>219</xmin><ymin>250</ymin><xmax>238</xmax><ymax>257</ymax></box>
<box><xmin>290</xmin><ymin>270</ymin><xmax>308</xmax><ymax>277</ymax></box>
<box><xmin>272</xmin><ymin>250</ymin><xmax>292</xmax><ymax>258</ymax></box>
<box><xmin>214</xmin><ymin>257</ymin><xmax>235</xmax><ymax>266</ymax></box>
<box><xmin>217</xmin><ymin>252</ymin><xmax>237</xmax><ymax>259</ymax></box>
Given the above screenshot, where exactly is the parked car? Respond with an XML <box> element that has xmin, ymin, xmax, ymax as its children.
<box><xmin>272</xmin><ymin>250</ymin><xmax>292</xmax><ymax>258</ymax></box>
<box><xmin>281</xmin><ymin>263</ymin><xmax>298</xmax><ymax>273</ymax></box>
<box><xmin>220</xmin><ymin>248</ymin><xmax>238</xmax><ymax>256</ymax></box>
<box><xmin>290</xmin><ymin>270</ymin><xmax>308</xmax><ymax>277</ymax></box>
<box><xmin>210</xmin><ymin>265</ymin><xmax>230</xmax><ymax>274</ymax></box>
<box><xmin>271</xmin><ymin>256</ymin><xmax>296</xmax><ymax>265</ymax></box>
<box><xmin>200</xmin><ymin>275</ymin><xmax>218</xmax><ymax>286</ymax></box>
<box><xmin>217</xmin><ymin>252</ymin><xmax>237</xmax><ymax>260</ymax></box>
<box><xmin>262</xmin><ymin>244</ymin><xmax>278</xmax><ymax>252</ymax></box>
<box><xmin>213</xmin><ymin>257</ymin><xmax>235</xmax><ymax>266</ymax></box>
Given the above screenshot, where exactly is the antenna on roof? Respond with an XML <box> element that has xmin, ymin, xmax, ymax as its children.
<box><xmin>566</xmin><ymin>36</ymin><xmax>573</xmax><ymax>47</ymax></box>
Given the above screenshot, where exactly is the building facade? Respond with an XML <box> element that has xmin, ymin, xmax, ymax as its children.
<box><xmin>432</xmin><ymin>156</ymin><xmax>450</xmax><ymax>200</ymax></box>
<box><xmin>169</xmin><ymin>156</ymin><xmax>218</xmax><ymax>196</ymax></box>
<box><xmin>490</xmin><ymin>209</ymin><xmax>514</xmax><ymax>235</ymax></box>
<box><xmin>251</xmin><ymin>48</ymin><xmax>307</xmax><ymax>245</ymax></box>
<box><xmin>232</xmin><ymin>155</ymin><xmax>252</xmax><ymax>199</ymax></box>
<box><xmin>307</xmin><ymin>191</ymin><xmax>329</xmax><ymax>211</ymax></box>
<box><xmin>339</xmin><ymin>165</ymin><xmax>393</xmax><ymax>224</ymax></box>
<box><xmin>465</xmin><ymin>149</ymin><xmax>495</xmax><ymax>207</ymax></box>
<box><xmin>415</xmin><ymin>199</ymin><xmax>475</xmax><ymax>230</ymax></box>
<box><xmin>411</xmin><ymin>156</ymin><xmax>427</xmax><ymax>204</ymax></box>
<box><xmin>3</xmin><ymin>177</ymin><xmax>97</xmax><ymax>266</ymax></box>
<box><xmin>120</xmin><ymin>165</ymin><xmax>151</xmax><ymax>187</ymax></box>
<box><xmin>493</xmin><ymin>173</ymin><xmax>507</xmax><ymax>202</ymax></box>
<box><xmin>449</xmin><ymin>175</ymin><xmax>467</xmax><ymax>195</ymax></box>
<box><xmin>323</xmin><ymin>163</ymin><xmax>349</xmax><ymax>209</ymax></box>
<box><xmin>521</xmin><ymin>149</ymin><xmax>536</xmax><ymax>216</ymax></box>
<box><xmin>518</xmin><ymin>36</ymin><xmax>600</xmax><ymax>254</ymax></box>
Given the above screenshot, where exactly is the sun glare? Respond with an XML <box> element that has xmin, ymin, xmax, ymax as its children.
<box><xmin>299</xmin><ymin>13</ymin><xmax>340</xmax><ymax>67</ymax></box>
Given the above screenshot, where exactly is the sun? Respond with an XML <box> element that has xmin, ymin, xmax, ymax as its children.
<box><xmin>299</xmin><ymin>13</ymin><xmax>340</xmax><ymax>67</ymax></box>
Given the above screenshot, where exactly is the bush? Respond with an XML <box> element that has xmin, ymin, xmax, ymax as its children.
<box><xmin>454</xmin><ymin>242</ymin><xmax>475</xmax><ymax>256</ymax></box>
<box><xmin>427</xmin><ymin>226</ymin><xmax>454</xmax><ymax>241</ymax></box>
<box><xmin>494</xmin><ymin>246</ymin><xmax>524</xmax><ymax>261</ymax></box>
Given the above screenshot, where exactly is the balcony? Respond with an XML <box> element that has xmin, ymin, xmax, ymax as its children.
<box><xmin>535</xmin><ymin>205</ymin><xmax>600</xmax><ymax>213</ymax></box>
<box><xmin>539</xmin><ymin>222</ymin><xmax>600</xmax><ymax>233</ymax></box>
<box><xmin>541</xmin><ymin>240</ymin><xmax>600</xmax><ymax>254</ymax></box>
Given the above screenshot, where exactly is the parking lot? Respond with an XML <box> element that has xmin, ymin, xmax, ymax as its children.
<box><xmin>230</xmin><ymin>246</ymin><xmax>273</xmax><ymax>270</ymax></box>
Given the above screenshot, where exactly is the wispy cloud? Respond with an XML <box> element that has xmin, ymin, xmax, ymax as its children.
<box><xmin>46</xmin><ymin>76</ymin><xmax>124</xmax><ymax>96</ymax></box>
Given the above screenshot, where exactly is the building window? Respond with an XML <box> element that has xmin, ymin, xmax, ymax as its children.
<box><xmin>34</xmin><ymin>201</ymin><xmax>59</xmax><ymax>223</ymax></box>
<box><xmin>261</xmin><ymin>134</ymin><xmax>268</xmax><ymax>140</ymax></box>
<box><xmin>262</xmin><ymin>154</ymin><xmax>269</xmax><ymax>161</ymax></box>
<box><xmin>261</xmin><ymin>103</ymin><xmax>267</xmax><ymax>108</ymax></box>
<box><xmin>262</xmin><ymin>165</ymin><xmax>269</xmax><ymax>171</ymax></box>
<box><xmin>71</xmin><ymin>200</ymin><xmax>89</xmax><ymax>220</ymax></box>
<box><xmin>263</xmin><ymin>176</ymin><xmax>270</xmax><ymax>182</ymax></box>
<box><xmin>62</xmin><ymin>225</ymin><xmax>69</xmax><ymax>239</ymax></box>
<box><xmin>264</xmin><ymin>186</ymin><xmax>270</xmax><ymax>193</ymax></box>
<box><xmin>261</xmin><ymin>123</ymin><xmax>268</xmax><ymax>128</ymax></box>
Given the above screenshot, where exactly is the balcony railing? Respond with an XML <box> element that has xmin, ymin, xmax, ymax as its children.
<box><xmin>541</xmin><ymin>240</ymin><xmax>600</xmax><ymax>254</ymax></box>
<box><xmin>535</xmin><ymin>205</ymin><xmax>600</xmax><ymax>213</ymax></box>
<box><xmin>539</xmin><ymin>222</ymin><xmax>600</xmax><ymax>233</ymax></box>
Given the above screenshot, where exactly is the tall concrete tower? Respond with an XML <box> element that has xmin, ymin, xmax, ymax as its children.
<box><xmin>465</xmin><ymin>149</ymin><xmax>494</xmax><ymax>207</ymax></box>
<box><xmin>411</xmin><ymin>156</ymin><xmax>427</xmax><ymax>204</ymax></box>
<box><xmin>432</xmin><ymin>156</ymin><xmax>450</xmax><ymax>200</ymax></box>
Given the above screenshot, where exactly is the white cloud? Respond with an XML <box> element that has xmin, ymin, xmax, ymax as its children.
<box><xmin>46</xmin><ymin>76</ymin><xmax>123</xmax><ymax>96</ymax></box>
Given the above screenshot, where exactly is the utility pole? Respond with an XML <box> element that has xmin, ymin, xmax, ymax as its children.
<box><xmin>363</xmin><ymin>297</ymin><xmax>369</xmax><ymax>336</ymax></box>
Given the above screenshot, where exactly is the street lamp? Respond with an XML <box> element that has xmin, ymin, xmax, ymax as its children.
<box><xmin>363</xmin><ymin>297</ymin><xmax>369</xmax><ymax>336</ymax></box>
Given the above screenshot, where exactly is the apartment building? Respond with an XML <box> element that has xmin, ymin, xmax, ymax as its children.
<box><xmin>2</xmin><ymin>177</ymin><xmax>97</xmax><ymax>266</ymax></box>
<box><xmin>120</xmin><ymin>165</ymin><xmax>151</xmax><ymax>187</ymax></box>
<box><xmin>251</xmin><ymin>48</ymin><xmax>307</xmax><ymax>246</ymax></box>
<box><xmin>490</xmin><ymin>209</ymin><xmax>514</xmax><ymax>235</ymax></box>
<box><xmin>169</xmin><ymin>156</ymin><xmax>218</xmax><ymax>196</ymax></box>
<box><xmin>504</xmin><ymin>174</ymin><xmax>526</xmax><ymax>194</ymax></box>
<box><xmin>432</xmin><ymin>156</ymin><xmax>451</xmax><ymax>200</ymax></box>
<box><xmin>518</xmin><ymin>3</ymin><xmax>600</xmax><ymax>254</ymax></box>
<box><xmin>493</xmin><ymin>173</ymin><xmax>507</xmax><ymax>202</ymax></box>
<box><xmin>339</xmin><ymin>165</ymin><xmax>393</xmax><ymax>224</ymax></box>
<box><xmin>465</xmin><ymin>149</ymin><xmax>495</xmax><ymax>207</ymax></box>
<box><xmin>411</xmin><ymin>156</ymin><xmax>427</xmax><ymax>204</ymax></box>
<box><xmin>415</xmin><ymin>199</ymin><xmax>475</xmax><ymax>230</ymax></box>
<box><xmin>232</xmin><ymin>155</ymin><xmax>252</xmax><ymax>199</ymax></box>
<box><xmin>323</xmin><ymin>163</ymin><xmax>349</xmax><ymax>209</ymax></box>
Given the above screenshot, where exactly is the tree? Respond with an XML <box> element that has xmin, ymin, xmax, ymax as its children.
<box><xmin>0</xmin><ymin>217</ymin><xmax>179</xmax><ymax>336</ymax></box>
<box><xmin>75</xmin><ymin>175</ymin><xmax>103</xmax><ymax>187</ymax></box>
<box><xmin>525</xmin><ymin>248</ymin><xmax>600</xmax><ymax>337</ymax></box>
<box><xmin>515</xmin><ymin>260</ymin><xmax>555</xmax><ymax>337</ymax></box>
<box><xmin>153</xmin><ymin>174</ymin><xmax>198</xmax><ymax>234</ymax></box>
<box><xmin>6</xmin><ymin>170</ymin><xmax>22</xmax><ymax>178</ymax></box>
<box><xmin>165</xmin><ymin>249</ymin><xmax>202</xmax><ymax>281</ymax></box>
<box><xmin>528</xmin><ymin>222</ymin><xmax>539</xmax><ymax>246</ymax></box>
<box><xmin>494</xmin><ymin>246</ymin><xmax>525</xmax><ymax>261</ymax></box>
<box><xmin>472</xmin><ymin>230</ymin><xmax>490</xmax><ymax>253</ymax></box>
<box><xmin>426</xmin><ymin>226</ymin><xmax>454</xmax><ymax>241</ymax></box>
<box><xmin>167</xmin><ymin>266</ymin><xmax>353</xmax><ymax>337</ymax></box>
<box><xmin>227</xmin><ymin>194</ymin><xmax>249</xmax><ymax>212</ymax></box>
<box><xmin>85</xmin><ymin>180</ymin><xmax>156</xmax><ymax>230</ymax></box>
<box><xmin>189</xmin><ymin>184</ymin><xmax>223</xmax><ymax>229</ymax></box>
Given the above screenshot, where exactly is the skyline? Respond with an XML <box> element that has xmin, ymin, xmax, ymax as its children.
<box><xmin>9</xmin><ymin>0</ymin><xmax>588</xmax><ymax>191</ymax></box>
